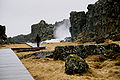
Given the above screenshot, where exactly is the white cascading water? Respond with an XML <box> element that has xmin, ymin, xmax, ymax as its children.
<box><xmin>54</xmin><ymin>19</ymin><xmax>71</xmax><ymax>39</ymax></box>
<box><xmin>42</xmin><ymin>19</ymin><xmax>71</xmax><ymax>43</ymax></box>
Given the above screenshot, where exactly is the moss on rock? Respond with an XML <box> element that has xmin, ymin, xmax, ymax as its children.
<box><xmin>65</xmin><ymin>54</ymin><xmax>88</xmax><ymax>75</ymax></box>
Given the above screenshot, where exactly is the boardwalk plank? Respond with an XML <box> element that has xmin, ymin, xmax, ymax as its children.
<box><xmin>0</xmin><ymin>66</ymin><xmax>26</xmax><ymax>71</ymax></box>
<box><xmin>26</xmin><ymin>42</ymin><xmax>45</xmax><ymax>48</ymax></box>
<box><xmin>0</xmin><ymin>74</ymin><xmax>34</xmax><ymax>80</ymax></box>
<box><xmin>26</xmin><ymin>43</ymin><xmax>37</xmax><ymax>47</ymax></box>
<box><xmin>0</xmin><ymin>49</ymin><xmax>34</xmax><ymax>80</ymax></box>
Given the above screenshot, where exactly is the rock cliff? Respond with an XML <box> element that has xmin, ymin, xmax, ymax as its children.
<box><xmin>30</xmin><ymin>20</ymin><xmax>54</xmax><ymax>42</ymax></box>
<box><xmin>6</xmin><ymin>34</ymin><xmax>30</xmax><ymax>44</ymax></box>
<box><xmin>70</xmin><ymin>11</ymin><xmax>86</xmax><ymax>39</ymax></box>
<box><xmin>7</xmin><ymin>0</ymin><xmax>120</xmax><ymax>43</ymax></box>
<box><xmin>7</xmin><ymin>19</ymin><xmax>71</xmax><ymax>43</ymax></box>
<box><xmin>0</xmin><ymin>25</ymin><xmax>7</xmax><ymax>44</ymax></box>
<box><xmin>7</xmin><ymin>20</ymin><xmax>54</xmax><ymax>43</ymax></box>
<box><xmin>70</xmin><ymin>0</ymin><xmax>120</xmax><ymax>42</ymax></box>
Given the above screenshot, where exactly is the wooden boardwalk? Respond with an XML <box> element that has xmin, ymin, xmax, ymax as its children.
<box><xmin>0</xmin><ymin>49</ymin><xmax>34</xmax><ymax>80</ymax></box>
<box><xmin>26</xmin><ymin>42</ymin><xmax>45</xmax><ymax>48</ymax></box>
<box><xmin>26</xmin><ymin>43</ymin><xmax>37</xmax><ymax>47</ymax></box>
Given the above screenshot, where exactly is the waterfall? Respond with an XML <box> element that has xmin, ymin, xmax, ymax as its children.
<box><xmin>42</xmin><ymin>19</ymin><xmax>71</xmax><ymax>43</ymax></box>
<box><xmin>54</xmin><ymin>19</ymin><xmax>71</xmax><ymax>40</ymax></box>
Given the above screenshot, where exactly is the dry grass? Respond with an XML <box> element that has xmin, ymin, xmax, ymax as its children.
<box><xmin>21</xmin><ymin>58</ymin><xmax>106</xmax><ymax>80</ymax></box>
<box><xmin>21</xmin><ymin>55</ymin><xmax>120</xmax><ymax>80</ymax></box>
<box><xmin>0</xmin><ymin>43</ymin><xmax>30</xmax><ymax>49</ymax></box>
<box><xmin>1</xmin><ymin>41</ymin><xmax>120</xmax><ymax>80</ymax></box>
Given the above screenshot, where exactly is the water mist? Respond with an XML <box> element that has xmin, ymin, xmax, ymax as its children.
<box><xmin>42</xmin><ymin>19</ymin><xmax>71</xmax><ymax>43</ymax></box>
<box><xmin>54</xmin><ymin>19</ymin><xmax>71</xmax><ymax>40</ymax></box>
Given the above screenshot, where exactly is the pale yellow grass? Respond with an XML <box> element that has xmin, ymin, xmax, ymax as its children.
<box><xmin>0</xmin><ymin>43</ymin><xmax>30</xmax><ymax>49</ymax></box>
<box><xmin>21</xmin><ymin>57</ymin><xmax>108</xmax><ymax>80</ymax></box>
<box><xmin>1</xmin><ymin>41</ymin><xmax>120</xmax><ymax>80</ymax></box>
<box><xmin>21</xmin><ymin>55</ymin><xmax>120</xmax><ymax>80</ymax></box>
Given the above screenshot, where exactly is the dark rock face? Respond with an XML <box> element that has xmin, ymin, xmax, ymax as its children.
<box><xmin>70</xmin><ymin>11</ymin><xmax>86</xmax><ymax>39</ymax></box>
<box><xmin>0</xmin><ymin>25</ymin><xmax>7</xmax><ymax>44</ymax></box>
<box><xmin>53</xmin><ymin>44</ymin><xmax>107</xmax><ymax>60</ymax></box>
<box><xmin>102</xmin><ymin>43</ymin><xmax>120</xmax><ymax>64</ymax></box>
<box><xmin>77</xmin><ymin>32</ymin><xmax>96</xmax><ymax>43</ymax></box>
<box><xmin>7</xmin><ymin>20</ymin><xmax>54</xmax><ymax>43</ymax></box>
<box><xmin>7</xmin><ymin>19</ymin><xmax>71</xmax><ymax>43</ymax></box>
<box><xmin>6</xmin><ymin>34</ymin><xmax>30</xmax><ymax>44</ymax></box>
<box><xmin>65</xmin><ymin>54</ymin><xmax>88</xmax><ymax>75</ymax></box>
<box><xmin>104</xmin><ymin>43</ymin><xmax>120</xmax><ymax>53</ymax></box>
<box><xmin>70</xmin><ymin>0</ymin><xmax>120</xmax><ymax>42</ymax></box>
<box><xmin>30</xmin><ymin>20</ymin><xmax>54</xmax><ymax>42</ymax></box>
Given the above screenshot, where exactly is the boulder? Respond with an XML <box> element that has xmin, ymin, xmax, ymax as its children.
<box><xmin>103</xmin><ymin>43</ymin><xmax>120</xmax><ymax>61</ymax></box>
<box><xmin>65</xmin><ymin>54</ymin><xmax>88</xmax><ymax>75</ymax></box>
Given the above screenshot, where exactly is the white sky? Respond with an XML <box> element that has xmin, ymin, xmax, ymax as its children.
<box><xmin>0</xmin><ymin>0</ymin><xmax>97</xmax><ymax>37</ymax></box>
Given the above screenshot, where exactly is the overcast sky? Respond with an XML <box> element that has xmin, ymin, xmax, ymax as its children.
<box><xmin>0</xmin><ymin>0</ymin><xmax>97</xmax><ymax>37</ymax></box>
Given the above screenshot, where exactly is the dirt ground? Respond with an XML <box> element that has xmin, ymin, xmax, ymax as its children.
<box><xmin>1</xmin><ymin>41</ymin><xmax>120</xmax><ymax>80</ymax></box>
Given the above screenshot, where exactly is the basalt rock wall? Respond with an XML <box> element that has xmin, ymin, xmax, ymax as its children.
<box><xmin>70</xmin><ymin>0</ymin><xmax>120</xmax><ymax>42</ymax></box>
<box><xmin>30</xmin><ymin>20</ymin><xmax>54</xmax><ymax>42</ymax></box>
<box><xmin>6</xmin><ymin>34</ymin><xmax>30</xmax><ymax>44</ymax></box>
<box><xmin>8</xmin><ymin>19</ymin><xmax>71</xmax><ymax>43</ymax></box>
<box><xmin>7</xmin><ymin>20</ymin><xmax>54</xmax><ymax>43</ymax></box>
<box><xmin>53</xmin><ymin>44</ymin><xmax>107</xmax><ymax>60</ymax></box>
<box><xmin>70</xmin><ymin>11</ymin><xmax>86</xmax><ymax>39</ymax></box>
<box><xmin>0</xmin><ymin>25</ymin><xmax>7</xmax><ymax>44</ymax></box>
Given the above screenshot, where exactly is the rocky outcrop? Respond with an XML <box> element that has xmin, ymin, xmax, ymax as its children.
<box><xmin>107</xmin><ymin>33</ymin><xmax>120</xmax><ymax>41</ymax></box>
<box><xmin>0</xmin><ymin>25</ymin><xmax>7</xmax><ymax>44</ymax></box>
<box><xmin>6</xmin><ymin>34</ymin><xmax>30</xmax><ymax>44</ymax></box>
<box><xmin>53</xmin><ymin>44</ymin><xmax>107</xmax><ymax>60</ymax></box>
<box><xmin>104</xmin><ymin>43</ymin><xmax>120</xmax><ymax>53</ymax></box>
<box><xmin>64</xmin><ymin>37</ymin><xmax>72</xmax><ymax>42</ymax></box>
<box><xmin>65</xmin><ymin>54</ymin><xmax>88</xmax><ymax>75</ymax></box>
<box><xmin>4</xmin><ymin>0</ymin><xmax>120</xmax><ymax>43</ymax></box>
<box><xmin>6</xmin><ymin>20</ymin><xmax>54</xmax><ymax>43</ymax></box>
<box><xmin>70</xmin><ymin>11</ymin><xmax>86</xmax><ymax>39</ymax></box>
<box><xmin>70</xmin><ymin>0</ymin><xmax>120</xmax><ymax>42</ymax></box>
<box><xmin>7</xmin><ymin>19</ymin><xmax>71</xmax><ymax>43</ymax></box>
<box><xmin>30</xmin><ymin>20</ymin><xmax>54</xmax><ymax>42</ymax></box>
